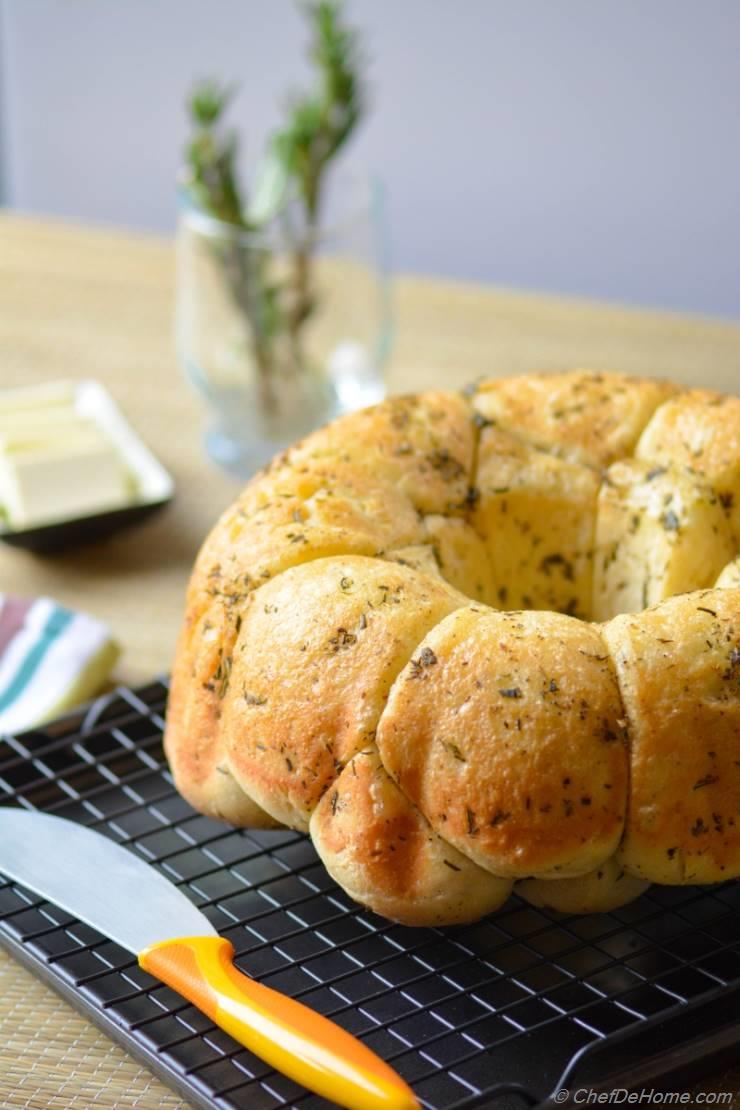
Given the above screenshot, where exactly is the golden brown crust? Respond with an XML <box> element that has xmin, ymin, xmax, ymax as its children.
<box><xmin>286</xmin><ymin>391</ymin><xmax>476</xmax><ymax>514</ymax></box>
<box><xmin>310</xmin><ymin>746</ymin><xmax>512</xmax><ymax>925</ymax></box>
<box><xmin>473</xmin><ymin>424</ymin><xmax>599</xmax><ymax>617</ymax></box>
<box><xmin>166</xmin><ymin>372</ymin><xmax>740</xmax><ymax>924</ymax></box>
<box><xmin>165</xmin><ymin>601</ymin><xmax>280</xmax><ymax>827</ymax></box>
<box><xmin>636</xmin><ymin>389</ymin><xmax>740</xmax><ymax>544</ymax></box>
<box><xmin>593</xmin><ymin>460</ymin><xmax>736</xmax><ymax>621</ymax></box>
<box><xmin>167</xmin><ymin>459</ymin><xmax>429</xmax><ymax>827</ymax></box>
<box><xmin>516</xmin><ymin>855</ymin><xmax>649</xmax><ymax>914</ymax></box>
<box><xmin>473</xmin><ymin>370</ymin><xmax>678</xmax><ymax>467</ymax></box>
<box><xmin>376</xmin><ymin>606</ymin><xmax>628</xmax><ymax>879</ymax></box>
<box><xmin>221</xmin><ymin>556</ymin><xmax>467</xmax><ymax>830</ymax></box>
<box><xmin>603</xmin><ymin>589</ymin><xmax>740</xmax><ymax>884</ymax></box>
<box><xmin>188</xmin><ymin>456</ymin><xmax>425</xmax><ymax>613</ymax></box>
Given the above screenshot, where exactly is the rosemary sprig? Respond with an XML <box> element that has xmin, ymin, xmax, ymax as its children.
<box><xmin>184</xmin><ymin>81</ymin><xmax>281</xmax><ymax>409</ymax></box>
<box><xmin>277</xmin><ymin>1</ymin><xmax>364</xmax><ymax>342</ymax></box>
<box><xmin>182</xmin><ymin>1</ymin><xmax>365</xmax><ymax>398</ymax></box>
<box><xmin>186</xmin><ymin>81</ymin><xmax>245</xmax><ymax>228</ymax></box>
<box><xmin>279</xmin><ymin>0</ymin><xmax>364</xmax><ymax>223</ymax></box>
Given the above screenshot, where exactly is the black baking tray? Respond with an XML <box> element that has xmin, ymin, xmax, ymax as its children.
<box><xmin>0</xmin><ymin>679</ymin><xmax>738</xmax><ymax>1110</ymax></box>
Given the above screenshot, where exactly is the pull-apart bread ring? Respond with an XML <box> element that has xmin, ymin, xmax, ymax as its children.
<box><xmin>166</xmin><ymin>371</ymin><xmax>740</xmax><ymax>924</ymax></box>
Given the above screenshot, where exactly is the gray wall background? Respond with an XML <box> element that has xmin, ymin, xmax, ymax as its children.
<box><xmin>1</xmin><ymin>0</ymin><xmax>739</xmax><ymax>318</ymax></box>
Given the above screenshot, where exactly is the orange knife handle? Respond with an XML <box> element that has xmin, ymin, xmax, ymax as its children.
<box><xmin>139</xmin><ymin>935</ymin><xmax>419</xmax><ymax>1110</ymax></box>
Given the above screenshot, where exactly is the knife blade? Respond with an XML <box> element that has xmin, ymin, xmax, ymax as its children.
<box><xmin>0</xmin><ymin>809</ymin><xmax>419</xmax><ymax>1110</ymax></box>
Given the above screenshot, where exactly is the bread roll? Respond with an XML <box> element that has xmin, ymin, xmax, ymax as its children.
<box><xmin>166</xmin><ymin>600</ymin><xmax>281</xmax><ymax>827</ymax></box>
<box><xmin>188</xmin><ymin>457</ymin><xmax>425</xmax><ymax>611</ymax></box>
<box><xmin>593</xmin><ymin>460</ymin><xmax>735</xmax><ymax>621</ymax></box>
<box><xmin>167</xmin><ymin>460</ymin><xmax>427</xmax><ymax>827</ymax></box>
<box><xmin>516</xmin><ymin>856</ymin><xmax>650</xmax><ymax>914</ymax></box>
<box><xmin>387</xmin><ymin>520</ymin><xmax>494</xmax><ymax>603</ymax></box>
<box><xmin>473</xmin><ymin>425</ymin><xmax>599</xmax><ymax>617</ymax></box>
<box><xmin>422</xmin><ymin>514</ymin><xmax>495</xmax><ymax>603</ymax></box>
<box><xmin>603</xmin><ymin>589</ymin><xmax>740</xmax><ymax>884</ymax></box>
<box><xmin>636</xmin><ymin>389</ymin><xmax>740</xmax><ymax>544</ymax></box>
<box><xmin>310</xmin><ymin>746</ymin><xmax>512</xmax><ymax>925</ymax></box>
<box><xmin>473</xmin><ymin>371</ymin><xmax>678</xmax><ymax>467</ymax></box>
<box><xmin>287</xmin><ymin>391</ymin><xmax>476</xmax><ymax>514</ymax></box>
<box><xmin>221</xmin><ymin>557</ymin><xmax>466</xmax><ymax>830</ymax></box>
<box><xmin>376</xmin><ymin>606</ymin><xmax>628</xmax><ymax>879</ymax></box>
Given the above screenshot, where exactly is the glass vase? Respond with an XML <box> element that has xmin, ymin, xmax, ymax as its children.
<box><xmin>175</xmin><ymin>174</ymin><xmax>391</xmax><ymax>478</ymax></box>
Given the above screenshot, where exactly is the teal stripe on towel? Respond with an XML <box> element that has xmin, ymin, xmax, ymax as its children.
<box><xmin>0</xmin><ymin>606</ymin><xmax>74</xmax><ymax>714</ymax></box>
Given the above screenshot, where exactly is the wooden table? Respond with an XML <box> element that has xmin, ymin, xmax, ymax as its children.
<box><xmin>0</xmin><ymin>213</ymin><xmax>738</xmax><ymax>1108</ymax></box>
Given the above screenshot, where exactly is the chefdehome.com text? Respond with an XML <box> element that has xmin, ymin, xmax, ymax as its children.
<box><xmin>554</xmin><ymin>1090</ymin><xmax>734</xmax><ymax>1104</ymax></box>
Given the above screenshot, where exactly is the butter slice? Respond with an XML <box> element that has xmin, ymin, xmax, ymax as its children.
<box><xmin>0</xmin><ymin>424</ymin><xmax>133</xmax><ymax>528</ymax></box>
<box><xmin>0</xmin><ymin>381</ymin><xmax>77</xmax><ymax>413</ymax></box>
<box><xmin>0</xmin><ymin>411</ymin><xmax>105</xmax><ymax>450</ymax></box>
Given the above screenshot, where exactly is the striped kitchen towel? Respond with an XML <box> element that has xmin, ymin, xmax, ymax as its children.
<box><xmin>0</xmin><ymin>596</ymin><xmax>119</xmax><ymax>734</ymax></box>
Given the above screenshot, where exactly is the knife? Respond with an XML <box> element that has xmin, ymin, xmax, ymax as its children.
<box><xmin>0</xmin><ymin>809</ymin><xmax>419</xmax><ymax>1110</ymax></box>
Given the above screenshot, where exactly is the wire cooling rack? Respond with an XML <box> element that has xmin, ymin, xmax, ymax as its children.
<box><xmin>0</xmin><ymin>679</ymin><xmax>739</xmax><ymax>1110</ymax></box>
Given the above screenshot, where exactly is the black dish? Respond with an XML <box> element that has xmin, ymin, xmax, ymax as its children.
<box><xmin>0</xmin><ymin>379</ymin><xmax>175</xmax><ymax>553</ymax></box>
<box><xmin>0</xmin><ymin>495</ymin><xmax>173</xmax><ymax>553</ymax></box>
